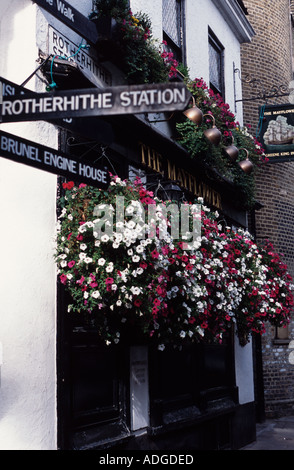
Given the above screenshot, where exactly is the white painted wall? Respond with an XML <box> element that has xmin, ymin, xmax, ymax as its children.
<box><xmin>132</xmin><ymin>0</ymin><xmax>246</xmax><ymax>126</ymax></box>
<box><xmin>0</xmin><ymin>0</ymin><xmax>58</xmax><ymax>450</ymax></box>
<box><xmin>185</xmin><ymin>0</ymin><xmax>244</xmax><ymax>124</ymax></box>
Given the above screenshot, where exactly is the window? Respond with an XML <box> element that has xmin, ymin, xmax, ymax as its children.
<box><xmin>162</xmin><ymin>0</ymin><xmax>185</xmax><ymax>63</ymax></box>
<box><xmin>274</xmin><ymin>325</ymin><xmax>290</xmax><ymax>344</ymax></box>
<box><xmin>208</xmin><ymin>28</ymin><xmax>225</xmax><ymax>98</ymax></box>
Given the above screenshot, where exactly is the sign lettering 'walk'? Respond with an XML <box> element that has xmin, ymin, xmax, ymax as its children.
<box><xmin>32</xmin><ymin>0</ymin><xmax>99</xmax><ymax>45</ymax></box>
<box><xmin>0</xmin><ymin>82</ymin><xmax>191</xmax><ymax>123</ymax></box>
<box><xmin>0</xmin><ymin>129</ymin><xmax>109</xmax><ymax>188</ymax></box>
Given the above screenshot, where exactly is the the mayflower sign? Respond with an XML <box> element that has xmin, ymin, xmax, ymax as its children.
<box><xmin>55</xmin><ymin>176</ymin><xmax>294</xmax><ymax>349</ymax></box>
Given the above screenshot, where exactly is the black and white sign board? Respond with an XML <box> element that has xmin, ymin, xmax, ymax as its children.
<box><xmin>32</xmin><ymin>0</ymin><xmax>99</xmax><ymax>45</ymax></box>
<box><xmin>0</xmin><ymin>76</ymin><xmax>114</xmax><ymax>144</ymax></box>
<box><xmin>48</xmin><ymin>26</ymin><xmax>112</xmax><ymax>89</ymax></box>
<box><xmin>1</xmin><ymin>82</ymin><xmax>191</xmax><ymax>122</ymax></box>
<box><xmin>0</xmin><ymin>129</ymin><xmax>109</xmax><ymax>188</ymax></box>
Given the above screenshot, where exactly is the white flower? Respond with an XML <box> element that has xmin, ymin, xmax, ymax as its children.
<box><xmin>68</xmin><ymin>214</ymin><xmax>73</xmax><ymax>220</ymax></box>
<box><xmin>106</xmin><ymin>263</ymin><xmax>114</xmax><ymax>273</ymax></box>
<box><xmin>80</xmin><ymin>243</ymin><xmax>87</xmax><ymax>251</ymax></box>
<box><xmin>91</xmin><ymin>291</ymin><xmax>100</xmax><ymax>298</ymax></box>
<box><xmin>98</xmin><ymin>258</ymin><xmax>106</xmax><ymax>266</ymax></box>
<box><xmin>126</xmin><ymin>205</ymin><xmax>134</xmax><ymax>214</ymax></box>
<box><xmin>78</xmin><ymin>224</ymin><xmax>87</xmax><ymax>233</ymax></box>
<box><xmin>84</xmin><ymin>257</ymin><xmax>93</xmax><ymax>264</ymax></box>
<box><xmin>130</xmin><ymin>286</ymin><xmax>141</xmax><ymax>295</ymax></box>
<box><xmin>132</xmin><ymin>255</ymin><xmax>140</xmax><ymax>263</ymax></box>
<box><xmin>84</xmin><ymin>292</ymin><xmax>89</xmax><ymax>299</ymax></box>
<box><xmin>158</xmin><ymin>344</ymin><xmax>165</xmax><ymax>351</ymax></box>
<box><xmin>101</xmin><ymin>234</ymin><xmax>110</xmax><ymax>242</ymax></box>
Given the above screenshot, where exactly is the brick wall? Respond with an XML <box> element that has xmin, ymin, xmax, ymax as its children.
<box><xmin>241</xmin><ymin>0</ymin><xmax>294</xmax><ymax>417</ymax></box>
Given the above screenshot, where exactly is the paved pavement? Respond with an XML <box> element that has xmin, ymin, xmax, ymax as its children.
<box><xmin>241</xmin><ymin>415</ymin><xmax>294</xmax><ymax>450</ymax></box>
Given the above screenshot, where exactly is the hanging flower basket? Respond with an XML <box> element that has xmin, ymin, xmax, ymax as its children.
<box><xmin>55</xmin><ymin>177</ymin><xmax>293</xmax><ymax>349</ymax></box>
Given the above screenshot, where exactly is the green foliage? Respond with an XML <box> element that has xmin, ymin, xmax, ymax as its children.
<box><xmin>90</xmin><ymin>0</ymin><xmax>129</xmax><ymax>19</ymax></box>
<box><xmin>91</xmin><ymin>1</ymin><xmax>178</xmax><ymax>84</ymax></box>
<box><xmin>176</xmin><ymin>77</ymin><xmax>268</xmax><ymax>209</ymax></box>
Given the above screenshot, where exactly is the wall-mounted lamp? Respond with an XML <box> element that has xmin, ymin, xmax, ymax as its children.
<box><xmin>223</xmin><ymin>136</ymin><xmax>239</xmax><ymax>162</ymax></box>
<box><xmin>182</xmin><ymin>96</ymin><xmax>203</xmax><ymax>125</ymax></box>
<box><xmin>203</xmin><ymin>114</ymin><xmax>222</xmax><ymax>146</ymax></box>
<box><xmin>155</xmin><ymin>180</ymin><xmax>184</xmax><ymax>203</ymax></box>
<box><xmin>238</xmin><ymin>148</ymin><xmax>253</xmax><ymax>174</ymax></box>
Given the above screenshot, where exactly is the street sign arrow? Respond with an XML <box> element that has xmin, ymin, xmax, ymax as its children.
<box><xmin>0</xmin><ymin>76</ymin><xmax>114</xmax><ymax>144</ymax></box>
<box><xmin>0</xmin><ymin>81</ymin><xmax>191</xmax><ymax>123</ymax></box>
<box><xmin>0</xmin><ymin>129</ymin><xmax>110</xmax><ymax>188</ymax></box>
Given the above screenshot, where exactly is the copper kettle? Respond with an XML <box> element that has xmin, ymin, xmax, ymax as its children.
<box><xmin>203</xmin><ymin>114</ymin><xmax>222</xmax><ymax>146</ymax></box>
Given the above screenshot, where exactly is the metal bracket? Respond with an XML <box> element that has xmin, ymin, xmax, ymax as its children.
<box><xmin>233</xmin><ymin>65</ymin><xmax>289</xmax><ymax>105</ymax></box>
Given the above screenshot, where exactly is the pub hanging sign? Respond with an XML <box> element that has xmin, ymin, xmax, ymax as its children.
<box><xmin>259</xmin><ymin>103</ymin><xmax>294</xmax><ymax>163</ymax></box>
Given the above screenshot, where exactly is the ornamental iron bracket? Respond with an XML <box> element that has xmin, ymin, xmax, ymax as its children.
<box><xmin>233</xmin><ymin>64</ymin><xmax>289</xmax><ymax>112</ymax></box>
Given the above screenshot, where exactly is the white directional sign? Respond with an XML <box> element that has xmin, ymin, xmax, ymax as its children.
<box><xmin>0</xmin><ymin>81</ymin><xmax>191</xmax><ymax>122</ymax></box>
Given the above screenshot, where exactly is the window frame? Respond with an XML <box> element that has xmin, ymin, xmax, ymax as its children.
<box><xmin>208</xmin><ymin>27</ymin><xmax>225</xmax><ymax>99</ymax></box>
<box><xmin>162</xmin><ymin>0</ymin><xmax>186</xmax><ymax>65</ymax></box>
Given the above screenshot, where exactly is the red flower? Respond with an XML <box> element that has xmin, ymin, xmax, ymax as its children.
<box><xmin>62</xmin><ymin>181</ymin><xmax>74</xmax><ymax>190</ymax></box>
<box><xmin>134</xmin><ymin>299</ymin><xmax>142</xmax><ymax>307</ymax></box>
<box><xmin>60</xmin><ymin>274</ymin><xmax>67</xmax><ymax>284</ymax></box>
<box><xmin>151</xmin><ymin>250</ymin><xmax>159</xmax><ymax>259</ymax></box>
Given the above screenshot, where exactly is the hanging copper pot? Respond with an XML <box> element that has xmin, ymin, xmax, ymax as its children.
<box><xmin>203</xmin><ymin>114</ymin><xmax>222</xmax><ymax>146</ymax></box>
<box><xmin>224</xmin><ymin>136</ymin><xmax>239</xmax><ymax>162</ymax></box>
<box><xmin>183</xmin><ymin>96</ymin><xmax>203</xmax><ymax>125</ymax></box>
<box><xmin>238</xmin><ymin>149</ymin><xmax>253</xmax><ymax>175</ymax></box>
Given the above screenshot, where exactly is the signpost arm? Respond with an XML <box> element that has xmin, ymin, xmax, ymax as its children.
<box><xmin>20</xmin><ymin>55</ymin><xmax>53</xmax><ymax>87</ymax></box>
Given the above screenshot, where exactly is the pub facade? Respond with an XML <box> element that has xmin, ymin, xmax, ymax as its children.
<box><xmin>0</xmin><ymin>0</ymin><xmax>272</xmax><ymax>451</ymax></box>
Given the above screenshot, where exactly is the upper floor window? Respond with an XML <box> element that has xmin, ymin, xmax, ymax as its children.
<box><xmin>208</xmin><ymin>28</ymin><xmax>225</xmax><ymax>98</ymax></box>
<box><xmin>162</xmin><ymin>0</ymin><xmax>185</xmax><ymax>63</ymax></box>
